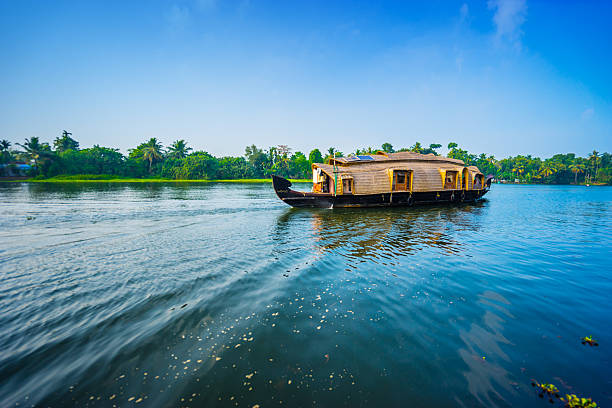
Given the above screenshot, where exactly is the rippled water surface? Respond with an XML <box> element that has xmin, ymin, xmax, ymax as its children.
<box><xmin>1</xmin><ymin>182</ymin><xmax>611</xmax><ymax>407</ymax></box>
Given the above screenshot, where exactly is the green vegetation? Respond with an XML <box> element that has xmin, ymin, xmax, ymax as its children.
<box><xmin>581</xmin><ymin>336</ymin><xmax>599</xmax><ymax>346</ymax></box>
<box><xmin>532</xmin><ymin>381</ymin><xmax>560</xmax><ymax>402</ymax></box>
<box><xmin>1</xmin><ymin>135</ymin><xmax>611</xmax><ymax>184</ymax></box>
<box><xmin>28</xmin><ymin>175</ymin><xmax>309</xmax><ymax>183</ymax></box>
<box><xmin>562</xmin><ymin>394</ymin><xmax>598</xmax><ymax>408</ymax></box>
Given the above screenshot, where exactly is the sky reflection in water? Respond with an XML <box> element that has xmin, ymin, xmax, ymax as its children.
<box><xmin>0</xmin><ymin>182</ymin><xmax>610</xmax><ymax>407</ymax></box>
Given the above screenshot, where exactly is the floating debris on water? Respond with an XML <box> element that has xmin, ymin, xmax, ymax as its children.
<box><xmin>581</xmin><ymin>336</ymin><xmax>599</xmax><ymax>347</ymax></box>
<box><xmin>561</xmin><ymin>394</ymin><xmax>598</xmax><ymax>408</ymax></box>
<box><xmin>531</xmin><ymin>381</ymin><xmax>561</xmax><ymax>403</ymax></box>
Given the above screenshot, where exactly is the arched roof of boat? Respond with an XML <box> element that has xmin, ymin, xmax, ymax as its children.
<box><xmin>324</xmin><ymin>151</ymin><xmax>465</xmax><ymax>166</ymax></box>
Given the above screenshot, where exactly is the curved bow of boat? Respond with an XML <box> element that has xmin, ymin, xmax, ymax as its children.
<box><xmin>485</xmin><ymin>175</ymin><xmax>494</xmax><ymax>191</ymax></box>
<box><xmin>272</xmin><ymin>175</ymin><xmax>335</xmax><ymax>208</ymax></box>
<box><xmin>272</xmin><ymin>174</ymin><xmax>292</xmax><ymax>193</ymax></box>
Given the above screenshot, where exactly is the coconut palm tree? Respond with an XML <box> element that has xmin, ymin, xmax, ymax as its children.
<box><xmin>0</xmin><ymin>140</ymin><xmax>11</xmax><ymax>164</ymax></box>
<box><xmin>512</xmin><ymin>164</ymin><xmax>525</xmax><ymax>178</ymax></box>
<box><xmin>569</xmin><ymin>163</ymin><xmax>585</xmax><ymax>184</ymax></box>
<box><xmin>141</xmin><ymin>138</ymin><xmax>163</xmax><ymax>173</ymax></box>
<box><xmin>17</xmin><ymin>137</ymin><xmax>45</xmax><ymax>169</ymax></box>
<box><xmin>53</xmin><ymin>130</ymin><xmax>79</xmax><ymax>152</ymax></box>
<box><xmin>409</xmin><ymin>142</ymin><xmax>423</xmax><ymax>153</ymax></box>
<box><xmin>167</xmin><ymin>139</ymin><xmax>192</xmax><ymax>159</ymax></box>
<box><xmin>539</xmin><ymin>162</ymin><xmax>557</xmax><ymax>179</ymax></box>
<box><xmin>588</xmin><ymin>150</ymin><xmax>600</xmax><ymax>182</ymax></box>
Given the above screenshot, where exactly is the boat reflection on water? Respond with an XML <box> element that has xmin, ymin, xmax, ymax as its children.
<box><xmin>276</xmin><ymin>201</ymin><xmax>489</xmax><ymax>266</ymax></box>
<box><xmin>273</xmin><ymin>200</ymin><xmax>522</xmax><ymax>406</ymax></box>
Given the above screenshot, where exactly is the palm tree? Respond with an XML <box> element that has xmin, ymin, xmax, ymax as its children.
<box><xmin>539</xmin><ymin>162</ymin><xmax>557</xmax><ymax>179</ymax></box>
<box><xmin>141</xmin><ymin>138</ymin><xmax>163</xmax><ymax>173</ymax></box>
<box><xmin>0</xmin><ymin>140</ymin><xmax>11</xmax><ymax>164</ymax></box>
<box><xmin>409</xmin><ymin>142</ymin><xmax>423</xmax><ymax>153</ymax></box>
<box><xmin>167</xmin><ymin>139</ymin><xmax>192</xmax><ymax>159</ymax></box>
<box><xmin>588</xmin><ymin>150</ymin><xmax>600</xmax><ymax>182</ymax></box>
<box><xmin>53</xmin><ymin>130</ymin><xmax>79</xmax><ymax>152</ymax></box>
<box><xmin>512</xmin><ymin>164</ymin><xmax>525</xmax><ymax>178</ymax></box>
<box><xmin>569</xmin><ymin>163</ymin><xmax>585</xmax><ymax>184</ymax></box>
<box><xmin>17</xmin><ymin>137</ymin><xmax>45</xmax><ymax>169</ymax></box>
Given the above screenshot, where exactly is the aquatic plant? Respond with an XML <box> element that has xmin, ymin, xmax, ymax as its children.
<box><xmin>561</xmin><ymin>394</ymin><xmax>597</xmax><ymax>408</ymax></box>
<box><xmin>531</xmin><ymin>381</ymin><xmax>559</xmax><ymax>403</ymax></box>
<box><xmin>581</xmin><ymin>336</ymin><xmax>599</xmax><ymax>346</ymax></box>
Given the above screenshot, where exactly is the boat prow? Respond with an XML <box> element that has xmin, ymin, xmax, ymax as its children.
<box><xmin>272</xmin><ymin>175</ymin><xmax>335</xmax><ymax>208</ymax></box>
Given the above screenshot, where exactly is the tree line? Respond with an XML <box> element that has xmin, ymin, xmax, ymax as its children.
<box><xmin>0</xmin><ymin>132</ymin><xmax>610</xmax><ymax>184</ymax></box>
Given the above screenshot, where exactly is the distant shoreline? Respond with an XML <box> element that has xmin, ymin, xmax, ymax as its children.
<box><xmin>1</xmin><ymin>177</ymin><xmax>311</xmax><ymax>183</ymax></box>
<box><xmin>1</xmin><ymin>178</ymin><xmax>607</xmax><ymax>186</ymax></box>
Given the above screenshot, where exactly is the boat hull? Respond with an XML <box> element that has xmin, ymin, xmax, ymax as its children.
<box><xmin>272</xmin><ymin>175</ymin><xmax>490</xmax><ymax>208</ymax></box>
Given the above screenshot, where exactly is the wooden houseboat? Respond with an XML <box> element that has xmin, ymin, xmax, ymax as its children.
<box><xmin>272</xmin><ymin>151</ymin><xmax>492</xmax><ymax>208</ymax></box>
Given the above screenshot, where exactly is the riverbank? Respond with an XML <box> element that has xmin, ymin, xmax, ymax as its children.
<box><xmin>5</xmin><ymin>178</ymin><xmax>608</xmax><ymax>186</ymax></box>
<box><xmin>2</xmin><ymin>175</ymin><xmax>310</xmax><ymax>183</ymax></box>
<box><xmin>493</xmin><ymin>181</ymin><xmax>609</xmax><ymax>186</ymax></box>
<box><xmin>13</xmin><ymin>179</ymin><xmax>311</xmax><ymax>183</ymax></box>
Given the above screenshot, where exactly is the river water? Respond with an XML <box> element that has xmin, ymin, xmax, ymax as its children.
<box><xmin>0</xmin><ymin>182</ymin><xmax>611</xmax><ymax>407</ymax></box>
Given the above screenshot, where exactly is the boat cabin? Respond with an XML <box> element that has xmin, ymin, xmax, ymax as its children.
<box><xmin>311</xmin><ymin>151</ymin><xmax>485</xmax><ymax>196</ymax></box>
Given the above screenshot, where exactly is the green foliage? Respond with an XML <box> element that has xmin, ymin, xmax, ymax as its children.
<box><xmin>381</xmin><ymin>142</ymin><xmax>394</xmax><ymax>153</ymax></box>
<box><xmin>245</xmin><ymin>145</ymin><xmax>268</xmax><ymax>178</ymax></box>
<box><xmin>53</xmin><ymin>130</ymin><xmax>79</xmax><ymax>152</ymax></box>
<box><xmin>324</xmin><ymin>147</ymin><xmax>343</xmax><ymax>163</ymax></box>
<box><xmin>562</xmin><ymin>394</ymin><xmax>597</xmax><ymax>408</ymax></box>
<box><xmin>581</xmin><ymin>336</ymin><xmax>599</xmax><ymax>346</ymax></box>
<box><xmin>166</xmin><ymin>151</ymin><xmax>219</xmax><ymax>179</ymax></box>
<box><xmin>17</xmin><ymin>136</ymin><xmax>53</xmax><ymax>174</ymax></box>
<box><xmin>308</xmin><ymin>149</ymin><xmax>324</xmax><ymax>165</ymax></box>
<box><xmin>4</xmin><ymin>134</ymin><xmax>611</xmax><ymax>184</ymax></box>
<box><xmin>167</xmin><ymin>139</ymin><xmax>192</xmax><ymax>159</ymax></box>
<box><xmin>60</xmin><ymin>145</ymin><xmax>125</xmax><ymax>176</ymax></box>
<box><xmin>289</xmin><ymin>151</ymin><xmax>310</xmax><ymax>179</ymax></box>
<box><xmin>409</xmin><ymin>142</ymin><xmax>423</xmax><ymax>153</ymax></box>
<box><xmin>0</xmin><ymin>139</ymin><xmax>13</xmax><ymax>164</ymax></box>
<box><xmin>531</xmin><ymin>381</ymin><xmax>560</xmax><ymax>404</ymax></box>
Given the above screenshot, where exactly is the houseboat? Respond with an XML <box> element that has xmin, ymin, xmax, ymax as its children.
<box><xmin>272</xmin><ymin>151</ymin><xmax>492</xmax><ymax>208</ymax></box>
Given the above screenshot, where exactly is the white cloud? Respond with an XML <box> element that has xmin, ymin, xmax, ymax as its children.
<box><xmin>581</xmin><ymin>107</ymin><xmax>594</xmax><ymax>120</ymax></box>
<box><xmin>488</xmin><ymin>0</ymin><xmax>527</xmax><ymax>50</ymax></box>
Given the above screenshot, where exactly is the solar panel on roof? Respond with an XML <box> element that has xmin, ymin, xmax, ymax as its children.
<box><xmin>344</xmin><ymin>156</ymin><xmax>360</xmax><ymax>161</ymax></box>
<box><xmin>356</xmin><ymin>155</ymin><xmax>374</xmax><ymax>161</ymax></box>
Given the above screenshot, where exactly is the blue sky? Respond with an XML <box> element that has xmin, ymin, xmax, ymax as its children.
<box><xmin>0</xmin><ymin>0</ymin><xmax>610</xmax><ymax>158</ymax></box>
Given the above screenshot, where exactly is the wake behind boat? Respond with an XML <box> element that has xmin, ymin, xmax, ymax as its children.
<box><xmin>273</xmin><ymin>151</ymin><xmax>492</xmax><ymax>208</ymax></box>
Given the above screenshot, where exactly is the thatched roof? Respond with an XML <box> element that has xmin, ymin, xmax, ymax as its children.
<box><xmin>311</xmin><ymin>152</ymin><xmax>484</xmax><ymax>195</ymax></box>
<box><xmin>327</xmin><ymin>151</ymin><xmax>465</xmax><ymax>166</ymax></box>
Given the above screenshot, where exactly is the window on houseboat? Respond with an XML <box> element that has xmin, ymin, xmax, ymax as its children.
<box><xmin>342</xmin><ymin>178</ymin><xmax>353</xmax><ymax>194</ymax></box>
<box><xmin>444</xmin><ymin>171</ymin><xmax>458</xmax><ymax>189</ymax></box>
<box><xmin>474</xmin><ymin>174</ymin><xmax>484</xmax><ymax>189</ymax></box>
<box><xmin>393</xmin><ymin>171</ymin><xmax>409</xmax><ymax>191</ymax></box>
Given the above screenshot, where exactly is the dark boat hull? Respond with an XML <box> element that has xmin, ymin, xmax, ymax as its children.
<box><xmin>272</xmin><ymin>175</ymin><xmax>491</xmax><ymax>208</ymax></box>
